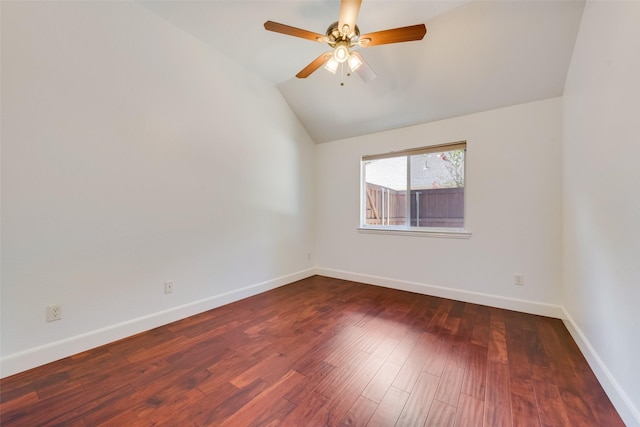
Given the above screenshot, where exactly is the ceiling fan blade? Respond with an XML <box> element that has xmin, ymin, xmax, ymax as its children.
<box><xmin>338</xmin><ymin>0</ymin><xmax>362</xmax><ymax>36</ymax></box>
<box><xmin>264</xmin><ymin>21</ymin><xmax>328</xmax><ymax>43</ymax></box>
<box><xmin>296</xmin><ymin>52</ymin><xmax>332</xmax><ymax>78</ymax></box>
<box><xmin>359</xmin><ymin>24</ymin><xmax>427</xmax><ymax>47</ymax></box>
<box><xmin>351</xmin><ymin>52</ymin><xmax>376</xmax><ymax>83</ymax></box>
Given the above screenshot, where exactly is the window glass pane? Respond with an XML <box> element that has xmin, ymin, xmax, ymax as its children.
<box><xmin>363</xmin><ymin>157</ymin><xmax>407</xmax><ymax>226</ymax></box>
<box><xmin>409</xmin><ymin>149</ymin><xmax>465</xmax><ymax>228</ymax></box>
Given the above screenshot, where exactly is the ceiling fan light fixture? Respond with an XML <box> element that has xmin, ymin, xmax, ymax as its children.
<box><xmin>265</xmin><ymin>2</ymin><xmax>427</xmax><ymax>81</ymax></box>
<box><xmin>333</xmin><ymin>41</ymin><xmax>350</xmax><ymax>63</ymax></box>
<box><xmin>324</xmin><ymin>57</ymin><xmax>339</xmax><ymax>74</ymax></box>
<box><xmin>347</xmin><ymin>54</ymin><xmax>362</xmax><ymax>72</ymax></box>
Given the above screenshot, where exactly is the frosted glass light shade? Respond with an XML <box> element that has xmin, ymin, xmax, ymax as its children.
<box><xmin>333</xmin><ymin>43</ymin><xmax>349</xmax><ymax>63</ymax></box>
<box><xmin>347</xmin><ymin>54</ymin><xmax>362</xmax><ymax>72</ymax></box>
<box><xmin>324</xmin><ymin>58</ymin><xmax>339</xmax><ymax>74</ymax></box>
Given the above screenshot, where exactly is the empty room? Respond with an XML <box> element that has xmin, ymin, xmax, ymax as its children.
<box><xmin>1</xmin><ymin>0</ymin><xmax>638</xmax><ymax>425</ymax></box>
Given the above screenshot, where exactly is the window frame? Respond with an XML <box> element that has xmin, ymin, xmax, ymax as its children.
<box><xmin>358</xmin><ymin>141</ymin><xmax>471</xmax><ymax>239</ymax></box>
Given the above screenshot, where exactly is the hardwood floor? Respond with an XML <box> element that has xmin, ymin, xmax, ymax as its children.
<box><xmin>0</xmin><ymin>276</ymin><xmax>624</xmax><ymax>426</ymax></box>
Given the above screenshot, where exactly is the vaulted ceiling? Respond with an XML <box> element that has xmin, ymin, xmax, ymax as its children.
<box><xmin>139</xmin><ymin>0</ymin><xmax>585</xmax><ymax>143</ymax></box>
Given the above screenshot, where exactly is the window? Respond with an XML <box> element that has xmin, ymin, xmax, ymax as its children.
<box><xmin>360</xmin><ymin>141</ymin><xmax>468</xmax><ymax>237</ymax></box>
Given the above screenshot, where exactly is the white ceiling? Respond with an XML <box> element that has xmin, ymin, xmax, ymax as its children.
<box><xmin>139</xmin><ymin>0</ymin><xmax>585</xmax><ymax>143</ymax></box>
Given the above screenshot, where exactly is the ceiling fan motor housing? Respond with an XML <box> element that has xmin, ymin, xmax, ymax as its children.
<box><xmin>326</xmin><ymin>21</ymin><xmax>360</xmax><ymax>47</ymax></box>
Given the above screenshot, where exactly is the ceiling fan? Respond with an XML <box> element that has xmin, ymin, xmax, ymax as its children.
<box><xmin>264</xmin><ymin>0</ymin><xmax>427</xmax><ymax>83</ymax></box>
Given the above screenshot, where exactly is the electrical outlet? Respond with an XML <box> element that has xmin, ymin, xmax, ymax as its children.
<box><xmin>164</xmin><ymin>281</ymin><xmax>173</xmax><ymax>294</ymax></box>
<box><xmin>514</xmin><ymin>275</ymin><xmax>525</xmax><ymax>286</ymax></box>
<box><xmin>307</xmin><ymin>253</ymin><xmax>311</xmax><ymax>261</ymax></box>
<box><xmin>47</xmin><ymin>305</ymin><xmax>62</xmax><ymax>322</ymax></box>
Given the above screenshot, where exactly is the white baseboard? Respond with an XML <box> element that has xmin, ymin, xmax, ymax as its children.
<box><xmin>562</xmin><ymin>308</ymin><xmax>640</xmax><ymax>427</ymax></box>
<box><xmin>314</xmin><ymin>267</ymin><xmax>564</xmax><ymax>318</ymax></box>
<box><xmin>0</xmin><ymin>268</ymin><xmax>315</xmax><ymax>379</ymax></box>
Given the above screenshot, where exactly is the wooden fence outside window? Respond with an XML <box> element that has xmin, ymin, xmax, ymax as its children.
<box><xmin>365</xmin><ymin>183</ymin><xmax>464</xmax><ymax>228</ymax></box>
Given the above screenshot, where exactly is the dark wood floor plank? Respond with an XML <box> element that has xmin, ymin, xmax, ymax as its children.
<box><xmin>77</xmin><ymin>358</ymin><xmax>172</xmax><ymax>399</ymax></box>
<box><xmin>283</xmin><ymin>360</ymin><xmax>335</xmax><ymax>405</ymax></box>
<box><xmin>425</xmin><ymin>400</ymin><xmax>457</xmax><ymax>427</ymax></box>
<box><xmin>435</xmin><ymin>363</ymin><xmax>465</xmax><ymax>407</ymax></box>
<box><xmin>484</xmin><ymin>361</ymin><xmax>512</xmax><ymax>427</ymax></box>
<box><xmin>454</xmin><ymin>393</ymin><xmax>483</xmax><ymax>427</ymax></box>
<box><xmin>336</xmin><ymin>395</ymin><xmax>378</xmax><ymax>427</ymax></box>
<box><xmin>470</xmin><ymin>305</ymin><xmax>490</xmax><ymax>347</ymax></box>
<box><xmin>461</xmin><ymin>343</ymin><xmax>487</xmax><ymax>401</ymax></box>
<box><xmin>532</xmin><ymin>378</ymin><xmax>572</xmax><ymax>427</ymax></box>
<box><xmin>314</xmin><ymin>348</ymin><xmax>371</xmax><ymax>398</ymax></box>
<box><xmin>511</xmin><ymin>391</ymin><xmax>542</xmax><ymax>427</ymax></box>
<box><xmin>425</xmin><ymin>298</ymin><xmax>454</xmax><ymax>334</ymax></box>
<box><xmin>217</xmin><ymin>370</ymin><xmax>305</xmax><ymax>427</ymax></box>
<box><xmin>193</xmin><ymin>379</ymin><xmax>267</xmax><ymax>426</ymax></box>
<box><xmin>445</xmin><ymin>339</ymin><xmax>469</xmax><ymax>371</ymax></box>
<box><xmin>195</xmin><ymin>354</ymin><xmax>252</xmax><ymax>395</ymax></box>
<box><xmin>30</xmin><ymin>384</ymin><xmax>136</xmax><ymax>426</ymax></box>
<box><xmin>124</xmin><ymin>334</ymin><xmax>191</xmax><ymax>365</ymax></box>
<box><xmin>117</xmin><ymin>387</ymin><xmax>206</xmax><ymax>427</ymax></box>
<box><xmin>0</xmin><ymin>371</ymin><xmax>70</xmax><ymax>403</ymax></box>
<box><xmin>281</xmin><ymin>390</ymin><xmax>329</xmax><ymax>425</ymax></box>
<box><xmin>0</xmin><ymin>276</ymin><xmax>624</xmax><ymax>427</ymax></box>
<box><xmin>506</xmin><ymin>320</ymin><xmax>540</xmax><ymax>427</ymax></box>
<box><xmin>323</xmin><ymin>326</ymin><xmax>370</xmax><ymax>366</ymax></box>
<box><xmin>506</xmin><ymin>327</ymin><xmax>533</xmax><ymax>380</ymax></box>
<box><xmin>441</xmin><ymin>311</ymin><xmax>462</xmax><ymax>338</ymax></box>
<box><xmin>365</xmin><ymin>386</ymin><xmax>409</xmax><ymax>427</ymax></box>
<box><xmin>242</xmin><ymin>396</ymin><xmax>297</xmax><ymax>426</ymax></box>
<box><xmin>456</xmin><ymin>303</ymin><xmax>478</xmax><ymax>342</ymax></box>
<box><xmin>470</xmin><ymin>323</ymin><xmax>490</xmax><ymax>348</ymax></box>
<box><xmin>421</xmin><ymin>334</ymin><xmax>449</xmax><ymax>377</ymax></box>
<box><xmin>488</xmin><ymin>309</ymin><xmax>509</xmax><ymax>365</ymax></box>
<box><xmin>0</xmin><ymin>390</ymin><xmax>39</xmax><ymax>416</ymax></box>
<box><xmin>361</xmin><ymin>360</ymin><xmax>402</xmax><ymax>403</ymax></box>
<box><xmin>229</xmin><ymin>352</ymin><xmax>287</xmax><ymax>388</ymax></box>
<box><xmin>86</xmin><ymin>364</ymin><xmax>212</xmax><ymax>425</ymax></box>
<box><xmin>386</xmin><ymin>329</ymin><xmax>421</xmax><ymax>367</ymax></box>
<box><xmin>392</xmin><ymin>332</ymin><xmax>435</xmax><ymax>392</ymax></box>
<box><xmin>310</xmin><ymin>353</ymin><xmax>387</xmax><ymax>426</ymax></box>
<box><xmin>176</xmin><ymin>382</ymin><xmax>240</xmax><ymax>426</ymax></box>
<box><xmin>90</xmin><ymin>406</ymin><xmax>143</xmax><ymax>426</ymax></box>
<box><xmin>396</xmin><ymin>371</ymin><xmax>439</xmax><ymax>427</ymax></box>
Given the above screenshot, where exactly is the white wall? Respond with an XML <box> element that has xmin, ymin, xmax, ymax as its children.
<box><xmin>562</xmin><ymin>1</ymin><xmax>640</xmax><ymax>424</ymax></box>
<box><xmin>0</xmin><ymin>1</ymin><xmax>315</xmax><ymax>376</ymax></box>
<box><xmin>315</xmin><ymin>98</ymin><xmax>564</xmax><ymax>316</ymax></box>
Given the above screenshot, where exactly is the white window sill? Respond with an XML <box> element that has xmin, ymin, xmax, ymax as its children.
<box><xmin>357</xmin><ymin>226</ymin><xmax>471</xmax><ymax>239</ymax></box>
